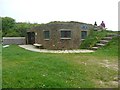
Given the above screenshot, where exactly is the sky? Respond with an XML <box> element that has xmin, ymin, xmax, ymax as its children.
<box><xmin>0</xmin><ymin>0</ymin><xmax>119</xmax><ymax>31</ymax></box>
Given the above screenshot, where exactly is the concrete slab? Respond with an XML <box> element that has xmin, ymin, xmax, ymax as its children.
<box><xmin>19</xmin><ymin>45</ymin><xmax>94</xmax><ymax>53</ymax></box>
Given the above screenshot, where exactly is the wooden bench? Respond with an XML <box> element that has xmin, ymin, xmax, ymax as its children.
<box><xmin>33</xmin><ymin>43</ymin><xmax>43</xmax><ymax>48</ymax></box>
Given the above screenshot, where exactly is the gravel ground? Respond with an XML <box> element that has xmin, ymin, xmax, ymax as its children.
<box><xmin>19</xmin><ymin>45</ymin><xmax>94</xmax><ymax>53</ymax></box>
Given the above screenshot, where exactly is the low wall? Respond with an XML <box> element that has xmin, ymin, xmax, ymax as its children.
<box><xmin>3</xmin><ymin>37</ymin><xmax>26</xmax><ymax>45</ymax></box>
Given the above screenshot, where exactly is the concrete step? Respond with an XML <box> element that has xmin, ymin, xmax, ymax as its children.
<box><xmin>103</xmin><ymin>37</ymin><xmax>113</xmax><ymax>40</ymax></box>
<box><xmin>91</xmin><ymin>47</ymin><xmax>99</xmax><ymax>50</ymax></box>
<box><xmin>100</xmin><ymin>40</ymin><xmax>109</xmax><ymax>44</ymax></box>
<box><xmin>90</xmin><ymin>35</ymin><xmax>114</xmax><ymax>51</ymax></box>
<box><xmin>96</xmin><ymin>43</ymin><xmax>105</xmax><ymax>46</ymax></box>
<box><xmin>107</xmin><ymin>34</ymin><xmax>115</xmax><ymax>37</ymax></box>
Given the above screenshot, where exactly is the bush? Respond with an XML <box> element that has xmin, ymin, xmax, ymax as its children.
<box><xmin>5</xmin><ymin>29</ymin><xmax>20</xmax><ymax>37</ymax></box>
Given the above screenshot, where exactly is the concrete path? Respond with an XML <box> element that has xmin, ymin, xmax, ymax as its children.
<box><xmin>19</xmin><ymin>45</ymin><xmax>94</xmax><ymax>53</ymax></box>
<box><xmin>2</xmin><ymin>45</ymin><xmax>10</xmax><ymax>48</ymax></box>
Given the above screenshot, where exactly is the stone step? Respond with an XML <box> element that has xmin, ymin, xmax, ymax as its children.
<box><xmin>100</xmin><ymin>40</ymin><xmax>109</xmax><ymax>44</ymax></box>
<box><xmin>103</xmin><ymin>37</ymin><xmax>113</xmax><ymax>40</ymax></box>
<box><xmin>96</xmin><ymin>43</ymin><xmax>105</xmax><ymax>46</ymax></box>
<box><xmin>90</xmin><ymin>35</ymin><xmax>114</xmax><ymax>51</ymax></box>
<box><xmin>91</xmin><ymin>47</ymin><xmax>99</xmax><ymax>50</ymax></box>
<box><xmin>107</xmin><ymin>34</ymin><xmax>115</xmax><ymax>37</ymax></box>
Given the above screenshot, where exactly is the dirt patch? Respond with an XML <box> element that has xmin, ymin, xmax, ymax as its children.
<box><xmin>99</xmin><ymin>60</ymin><xmax>118</xmax><ymax>71</ymax></box>
<box><xmin>93</xmin><ymin>80</ymin><xmax>118</xmax><ymax>88</ymax></box>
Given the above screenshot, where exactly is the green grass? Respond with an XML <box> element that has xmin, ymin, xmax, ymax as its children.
<box><xmin>2</xmin><ymin>34</ymin><xmax>118</xmax><ymax>88</ymax></box>
<box><xmin>2</xmin><ymin>46</ymin><xmax>93</xmax><ymax>88</ymax></box>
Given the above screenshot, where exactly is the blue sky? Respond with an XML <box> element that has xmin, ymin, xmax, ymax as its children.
<box><xmin>0</xmin><ymin>0</ymin><xmax>119</xmax><ymax>31</ymax></box>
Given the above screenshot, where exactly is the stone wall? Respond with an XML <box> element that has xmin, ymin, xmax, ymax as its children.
<box><xmin>3</xmin><ymin>37</ymin><xmax>26</xmax><ymax>45</ymax></box>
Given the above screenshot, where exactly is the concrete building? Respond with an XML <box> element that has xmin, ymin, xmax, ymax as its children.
<box><xmin>27</xmin><ymin>21</ymin><xmax>93</xmax><ymax>50</ymax></box>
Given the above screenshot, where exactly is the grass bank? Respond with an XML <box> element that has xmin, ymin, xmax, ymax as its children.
<box><xmin>80</xmin><ymin>30</ymin><xmax>117</xmax><ymax>49</ymax></box>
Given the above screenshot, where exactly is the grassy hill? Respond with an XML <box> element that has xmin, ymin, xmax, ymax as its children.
<box><xmin>80</xmin><ymin>30</ymin><xmax>118</xmax><ymax>49</ymax></box>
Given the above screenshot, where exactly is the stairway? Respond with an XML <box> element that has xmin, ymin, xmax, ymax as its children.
<box><xmin>91</xmin><ymin>34</ymin><xmax>115</xmax><ymax>50</ymax></box>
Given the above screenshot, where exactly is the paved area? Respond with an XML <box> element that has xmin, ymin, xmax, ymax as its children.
<box><xmin>2</xmin><ymin>45</ymin><xmax>10</xmax><ymax>48</ymax></box>
<box><xmin>19</xmin><ymin>45</ymin><xmax>94</xmax><ymax>53</ymax></box>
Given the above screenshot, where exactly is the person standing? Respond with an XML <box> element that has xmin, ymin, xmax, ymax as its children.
<box><xmin>100</xmin><ymin>21</ymin><xmax>106</xmax><ymax>30</ymax></box>
<box><xmin>94</xmin><ymin>21</ymin><xmax>98</xmax><ymax>30</ymax></box>
<box><xmin>94</xmin><ymin>21</ymin><xmax>97</xmax><ymax>26</ymax></box>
